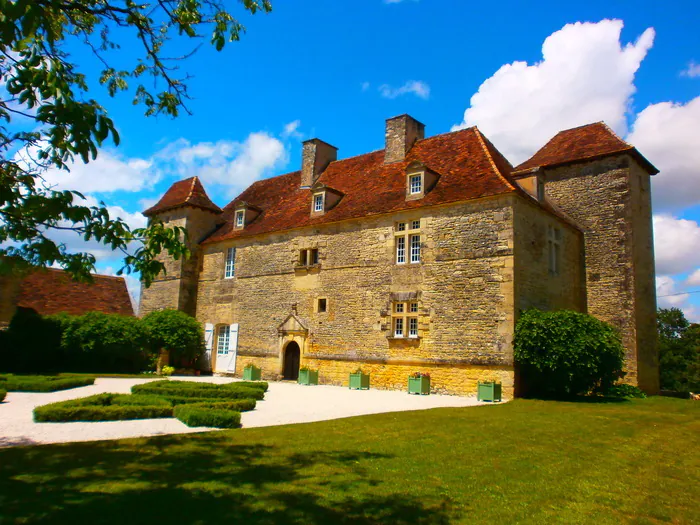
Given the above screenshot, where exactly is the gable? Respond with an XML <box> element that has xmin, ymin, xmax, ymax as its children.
<box><xmin>277</xmin><ymin>313</ymin><xmax>308</xmax><ymax>334</ymax></box>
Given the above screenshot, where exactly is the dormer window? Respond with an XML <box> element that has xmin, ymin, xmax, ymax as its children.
<box><xmin>405</xmin><ymin>162</ymin><xmax>439</xmax><ymax>201</ymax></box>
<box><xmin>233</xmin><ymin>202</ymin><xmax>261</xmax><ymax>230</ymax></box>
<box><xmin>409</xmin><ymin>174</ymin><xmax>422</xmax><ymax>195</ymax></box>
<box><xmin>235</xmin><ymin>211</ymin><xmax>245</xmax><ymax>228</ymax></box>
<box><xmin>313</xmin><ymin>193</ymin><xmax>324</xmax><ymax>213</ymax></box>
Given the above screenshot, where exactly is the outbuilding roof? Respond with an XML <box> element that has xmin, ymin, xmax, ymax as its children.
<box><xmin>144</xmin><ymin>176</ymin><xmax>222</xmax><ymax>217</ymax></box>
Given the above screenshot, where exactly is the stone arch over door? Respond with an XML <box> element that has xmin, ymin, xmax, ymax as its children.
<box><xmin>277</xmin><ymin>310</ymin><xmax>308</xmax><ymax>378</ymax></box>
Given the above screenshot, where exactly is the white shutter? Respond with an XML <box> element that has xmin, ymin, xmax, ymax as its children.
<box><xmin>227</xmin><ymin>323</ymin><xmax>239</xmax><ymax>372</ymax></box>
<box><xmin>200</xmin><ymin>323</ymin><xmax>215</xmax><ymax>371</ymax></box>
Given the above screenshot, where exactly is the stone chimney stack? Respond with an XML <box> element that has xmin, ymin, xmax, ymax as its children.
<box><xmin>384</xmin><ymin>114</ymin><xmax>425</xmax><ymax>164</ymax></box>
<box><xmin>301</xmin><ymin>139</ymin><xmax>338</xmax><ymax>188</ymax></box>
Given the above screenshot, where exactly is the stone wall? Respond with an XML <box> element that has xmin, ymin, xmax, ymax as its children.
<box><xmin>513</xmin><ymin>197</ymin><xmax>586</xmax><ymax>314</ymax></box>
<box><xmin>543</xmin><ymin>155</ymin><xmax>659</xmax><ymax>392</ymax></box>
<box><xmin>196</xmin><ymin>195</ymin><xmax>518</xmax><ymax>395</ymax></box>
<box><xmin>139</xmin><ymin>207</ymin><xmax>219</xmax><ymax>317</ymax></box>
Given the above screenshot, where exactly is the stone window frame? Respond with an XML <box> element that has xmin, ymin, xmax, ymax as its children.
<box><xmin>235</xmin><ymin>210</ymin><xmax>245</xmax><ymax>228</ymax></box>
<box><xmin>298</xmin><ymin>247</ymin><xmax>319</xmax><ymax>267</ymax></box>
<box><xmin>548</xmin><ymin>225</ymin><xmax>561</xmax><ymax>275</ymax></box>
<box><xmin>316</xmin><ymin>297</ymin><xmax>328</xmax><ymax>313</ymax></box>
<box><xmin>391</xmin><ymin>300</ymin><xmax>420</xmax><ymax>339</ymax></box>
<box><xmin>409</xmin><ymin>173</ymin><xmax>422</xmax><ymax>195</ymax></box>
<box><xmin>224</xmin><ymin>247</ymin><xmax>236</xmax><ymax>279</ymax></box>
<box><xmin>405</xmin><ymin>162</ymin><xmax>439</xmax><ymax>202</ymax></box>
<box><xmin>395</xmin><ymin>220</ymin><xmax>421</xmax><ymax>265</ymax></box>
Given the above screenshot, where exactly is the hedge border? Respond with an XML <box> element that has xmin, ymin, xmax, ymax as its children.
<box><xmin>0</xmin><ymin>389</ymin><xmax>6</xmax><ymax>403</ymax></box>
<box><xmin>0</xmin><ymin>375</ymin><xmax>95</xmax><ymax>392</ymax></box>
<box><xmin>132</xmin><ymin>383</ymin><xmax>264</xmax><ymax>400</ymax></box>
<box><xmin>33</xmin><ymin>393</ymin><xmax>173</xmax><ymax>422</ymax></box>
<box><xmin>174</xmin><ymin>406</ymin><xmax>241</xmax><ymax>428</ymax></box>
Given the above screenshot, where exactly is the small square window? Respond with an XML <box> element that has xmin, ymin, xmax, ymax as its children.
<box><xmin>409</xmin><ymin>302</ymin><xmax>418</xmax><ymax>313</ymax></box>
<box><xmin>411</xmin><ymin>220</ymin><xmax>420</xmax><ymax>230</ymax></box>
<box><xmin>236</xmin><ymin>211</ymin><xmax>244</xmax><ymax>227</ymax></box>
<box><xmin>314</xmin><ymin>193</ymin><xmax>324</xmax><ymax>212</ymax></box>
<box><xmin>317</xmin><ymin>298</ymin><xmax>327</xmax><ymax>313</ymax></box>
<box><xmin>395</xmin><ymin>303</ymin><xmax>404</xmax><ymax>313</ymax></box>
<box><xmin>409</xmin><ymin>174</ymin><xmax>422</xmax><ymax>195</ymax></box>
<box><xmin>397</xmin><ymin>222</ymin><xmax>406</xmax><ymax>231</ymax></box>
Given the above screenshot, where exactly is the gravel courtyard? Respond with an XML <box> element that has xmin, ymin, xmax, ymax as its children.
<box><xmin>0</xmin><ymin>376</ymin><xmax>491</xmax><ymax>447</ymax></box>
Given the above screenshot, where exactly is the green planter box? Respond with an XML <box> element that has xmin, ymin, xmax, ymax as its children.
<box><xmin>349</xmin><ymin>372</ymin><xmax>370</xmax><ymax>390</ymax></box>
<box><xmin>477</xmin><ymin>381</ymin><xmax>502</xmax><ymax>402</ymax></box>
<box><xmin>408</xmin><ymin>375</ymin><xmax>430</xmax><ymax>395</ymax></box>
<box><xmin>298</xmin><ymin>369</ymin><xmax>319</xmax><ymax>386</ymax></box>
<box><xmin>242</xmin><ymin>365</ymin><xmax>261</xmax><ymax>381</ymax></box>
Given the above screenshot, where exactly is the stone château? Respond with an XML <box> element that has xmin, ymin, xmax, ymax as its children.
<box><xmin>140</xmin><ymin>115</ymin><xmax>659</xmax><ymax>396</ymax></box>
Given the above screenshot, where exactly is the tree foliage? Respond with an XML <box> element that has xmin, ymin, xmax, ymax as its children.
<box><xmin>657</xmin><ymin>308</ymin><xmax>700</xmax><ymax>392</ymax></box>
<box><xmin>141</xmin><ymin>309</ymin><xmax>204</xmax><ymax>363</ymax></box>
<box><xmin>513</xmin><ymin>309</ymin><xmax>625</xmax><ymax>398</ymax></box>
<box><xmin>0</xmin><ymin>0</ymin><xmax>272</xmax><ymax>284</ymax></box>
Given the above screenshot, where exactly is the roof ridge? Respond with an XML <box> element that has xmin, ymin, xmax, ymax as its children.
<box><xmin>473</xmin><ymin>128</ymin><xmax>516</xmax><ymax>191</ymax></box>
<box><xmin>186</xmin><ymin>176</ymin><xmax>198</xmax><ymax>203</ymax></box>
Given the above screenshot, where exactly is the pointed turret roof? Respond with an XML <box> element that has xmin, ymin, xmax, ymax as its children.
<box><xmin>144</xmin><ymin>176</ymin><xmax>222</xmax><ymax>217</ymax></box>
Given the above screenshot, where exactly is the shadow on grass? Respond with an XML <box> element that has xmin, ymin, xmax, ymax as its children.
<box><xmin>0</xmin><ymin>433</ymin><xmax>455</xmax><ymax>524</ymax></box>
<box><xmin>520</xmin><ymin>394</ymin><xmax>630</xmax><ymax>404</ymax></box>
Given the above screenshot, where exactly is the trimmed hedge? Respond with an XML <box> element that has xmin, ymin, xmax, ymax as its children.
<box><xmin>0</xmin><ymin>374</ymin><xmax>95</xmax><ymax>392</ymax></box>
<box><xmin>235</xmin><ymin>381</ymin><xmax>269</xmax><ymax>392</ymax></box>
<box><xmin>184</xmin><ymin>399</ymin><xmax>257</xmax><ymax>412</ymax></box>
<box><xmin>0</xmin><ymin>389</ymin><xmax>6</xmax><ymax>402</ymax></box>
<box><xmin>34</xmin><ymin>394</ymin><xmax>173</xmax><ymax>422</ymax></box>
<box><xmin>174</xmin><ymin>406</ymin><xmax>241</xmax><ymax>429</ymax></box>
<box><xmin>132</xmin><ymin>381</ymin><xmax>265</xmax><ymax>400</ymax></box>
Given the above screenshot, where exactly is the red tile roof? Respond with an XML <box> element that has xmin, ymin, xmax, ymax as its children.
<box><xmin>144</xmin><ymin>176</ymin><xmax>222</xmax><ymax>217</ymax></box>
<box><xmin>204</xmin><ymin>127</ymin><xmax>517</xmax><ymax>244</ymax></box>
<box><xmin>16</xmin><ymin>269</ymin><xmax>134</xmax><ymax>316</ymax></box>
<box><xmin>514</xmin><ymin>122</ymin><xmax>658</xmax><ymax>174</ymax></box>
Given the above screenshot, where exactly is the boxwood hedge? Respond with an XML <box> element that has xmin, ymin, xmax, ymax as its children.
<box><xmin>159</xmin><ymin>396</ymin><xmax>257</xmax><ymax>411</ymax></box>
<box><xmin>174</xmin><ymin>406</ymin><xmax>241</xmax><ymax>428</ymax></box>
<box><xmin>184</xmin><ymin>399</ymin><xmax>257</xmax><ymax>412</ymax></box>
<box><xmin>34</xmin><ymin>394</ymin><xmax>173</xmax><ymax>422</ymax></box>
<box><xmin>0</xmin><ymin>374</ymin><xmax>95</xmax><ymax>392</ymax></box>
<box><xmin>132</xmin><ymin>381</ymin><xmax>265</xmax><ymax>400</ymax></box>
<box><xmin>0</xmin><ymin>389</ymin><xmax>6</xmax><ymax>402</ymax></box>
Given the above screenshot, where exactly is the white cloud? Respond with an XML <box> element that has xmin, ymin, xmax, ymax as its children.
<box><xmin>656</xmin><ymin>275</ymin><xmax>700</xmax><ymax>322</ymax></box>
<box><xmin>680</xmin><ymin>61</ymin><xmax>700</xmax><ymax>78</ymax></box>
<box><xmin>653</xmin><ymin>214</ymin><xmax>700</xmax><ymax>275</ymax></box>
<box><xmin>379</xmin><ymin>80</ymin><xmax>431</xmax><ymax>100</ymax></box>
<box><xmin>452</xmin><ymin>20</ymin><xmax>654</xmax><ymax>165</ymax></box>
<box><xmin>282</xmin><ymin>120</ymin><xmax>303</xmax><ymax>139</ymax></box>
<box><xmin>627</xmin><ymin>97</ymin><xmax>700</xmax><ymax>212</ymax></box>
<box><xmin>687</xmin><ymin>269</ymin><xmax>700</xmax><ymax>287</ymax></box>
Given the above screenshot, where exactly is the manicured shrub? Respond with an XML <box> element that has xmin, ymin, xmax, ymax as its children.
<box><xmin>185</xmin><ymin>399</ymin><xmax>257</xmax><ymax>412</ymax></box>
<box><xmin>33</xmin><ymin>394</ymin><xmax>173</xmax><ymax>422</ymax></box>
<box><xmin>0</xmin><ymin>308</ymin><xmax>65</xmax><ymax>373</ymax></box>
<box><xmin>235</xmin><ymin>381</ymin><xmax>269</xmax><ymax>392</ymax></box>
<box><xmin>131</xmin><ymin>381</ymin><xmax>265</xmax><ymax>400</ymax></box>
<box><xmin>514</xmin><ymin>309</ymin><xmax>625</xmax><ymax>399</ymax></box>
<box><xmin>174</xmin><ymin>406</ymin><xmax>241</xmax><ymax>428</ymax></box>
<box><xmin>141</xmin><ymin>310</ymin><xmax>204</xmax><ymax>365</ymax></box>
<box><xmin>0</xmin><ymin>374</ymin><xmax>95</xmax><ymax>392</ymax></box>
<box><xmin>0</xmin><ymin>389</ymin><xmax>6</xmax><ymax>402</ymax></box>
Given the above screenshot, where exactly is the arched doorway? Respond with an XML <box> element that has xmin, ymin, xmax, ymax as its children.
<box><xmin>282</xmin><ymin>341</ymin><xmax>301</xmax><ymax>380</ymax></box>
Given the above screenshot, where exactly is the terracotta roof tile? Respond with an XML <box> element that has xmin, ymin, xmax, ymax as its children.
<box><xmin>514</xmin><ymin>122</ymin><xmax>658</xmax><ymax>174</ymax></box>
<box><xmin>16</xmin><ymin>269</ymin><xmax>134</xmax><ymax>316</ymax></box>
<box><xmin>144</xmin><ymin>176</ymin><xmax>222</xmax><ymax>217</ymax></box>
<box><xmin>203</xmin><ymin>127</ymin><xmax>516</xmax><ymax>244</ymax></box>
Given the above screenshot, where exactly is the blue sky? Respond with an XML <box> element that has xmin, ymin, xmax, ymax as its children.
<box><xmin>8</xmin><ymin>1</ymin><xmax>700</xmax><ymax>317</ymax></box>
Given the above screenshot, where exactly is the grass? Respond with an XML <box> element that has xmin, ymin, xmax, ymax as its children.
<box><xmin>0</xmin><ymin>397</ymin><xmax>698</xmax><ymax>524</ymax></box>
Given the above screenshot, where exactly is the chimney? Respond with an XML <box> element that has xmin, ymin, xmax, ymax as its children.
<box><xmin>384</xmin><ymin>114</ymin><xmax>425</xmax><ymax>164</ymax></box>
<box><xmin>301</xmin><ymin>139</ymin><xmax>338</xmax><ymax>188</ymax></box>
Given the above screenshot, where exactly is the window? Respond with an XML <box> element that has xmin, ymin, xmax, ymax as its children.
<box><xmin>391</xmin><ymin>301</ymin><xmax>419</xmax><ymax>339</ymax></box>
<box><xmin>217</xmin><ymin>325</ymin><xmax>231</xmax><ymax>355</ymax></box>
<box><xmin>410</xmin><ymin>234</ymin><xmax>421</xmax><ymax>263</ymax></box>
<box><xmin>225</xmin><ymin>247</ymin><xmax>236</xmax><ymax>278</ymax></box>
<box><xmin>409</xmin><ymin>174</ymin><xmax>422</xmax><ymax>194</ymax></box>
<box><xmin>317</xmin><ymin>298</ymin><xmax>327</xmax><ymax>313</ymax></box>
<box><xmin>313</xmin><ymin>193</ymin><xmax>324</xmax><ymax>212</ymax></box>
<box><xmin>548</xmin><ymin>226</ymin><xmax>561</xmax><ymax>275</ymax></box>
<box><xmin>298</xmin><ymin>248</ymin><xmax>319</xmax><ymax>267</ymax></box>
<box><xmin>394</xmin><ymin>317</ymin><xmax>404</xmax><ymax>338</ymax></box>
<box><xmin>395</xmin><ymin>220</ymin><xmax>421</xmax><ymax>264</ymax></box>
<box><xmin>396</xmin><ymin>236</ymin><xmax>406</xmax><ymax>264</ymax></box>
<box><xmin>235</xmin><ymin>211</ymin><xmax>245</xmax><ymax>228</ymax></box>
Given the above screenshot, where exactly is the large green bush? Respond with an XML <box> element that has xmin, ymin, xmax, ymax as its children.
<box><xmin>174</xmin><ymin>405</ymin><xmax>241</xmax><ymax>428</ymax></box>
<box><xmin>0</xmin><ymin>374</ymin><xmax>95</xmax><ymax>392</ymax></box>
<box><xmin>141</xmin><ymin>310</ymin><xmax>204</xmax><ymax>365</ymax></box>
<box><xmin>0</xmin><ymin>308</ymin><xmax>65</xmax><ymax>373</ymax></box>
<box><xmin>33</xmin><ymin>394</ymin><xmax>173</xmax><ymax>422</ymax></box>
<box><xmin>513</xmin><ymin>309</ymin><xmax>624</xmax><ymax>398</ymax></box>
<box><xmin>0</xmin><ymin>389</ymin><xmax>6</xmax><ymax>402</ymax></box>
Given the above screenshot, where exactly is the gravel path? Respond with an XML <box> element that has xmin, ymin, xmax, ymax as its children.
<box><xmin>0</xmin><ymin>377</ymin><xmax>492</xmax><ymax>448</ymax></box>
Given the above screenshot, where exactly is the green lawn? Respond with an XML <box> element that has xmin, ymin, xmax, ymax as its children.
<box><xmin>0</xmin><ymin>398</ymin><xmax>698</xmax><ymax>524</ymax></box>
